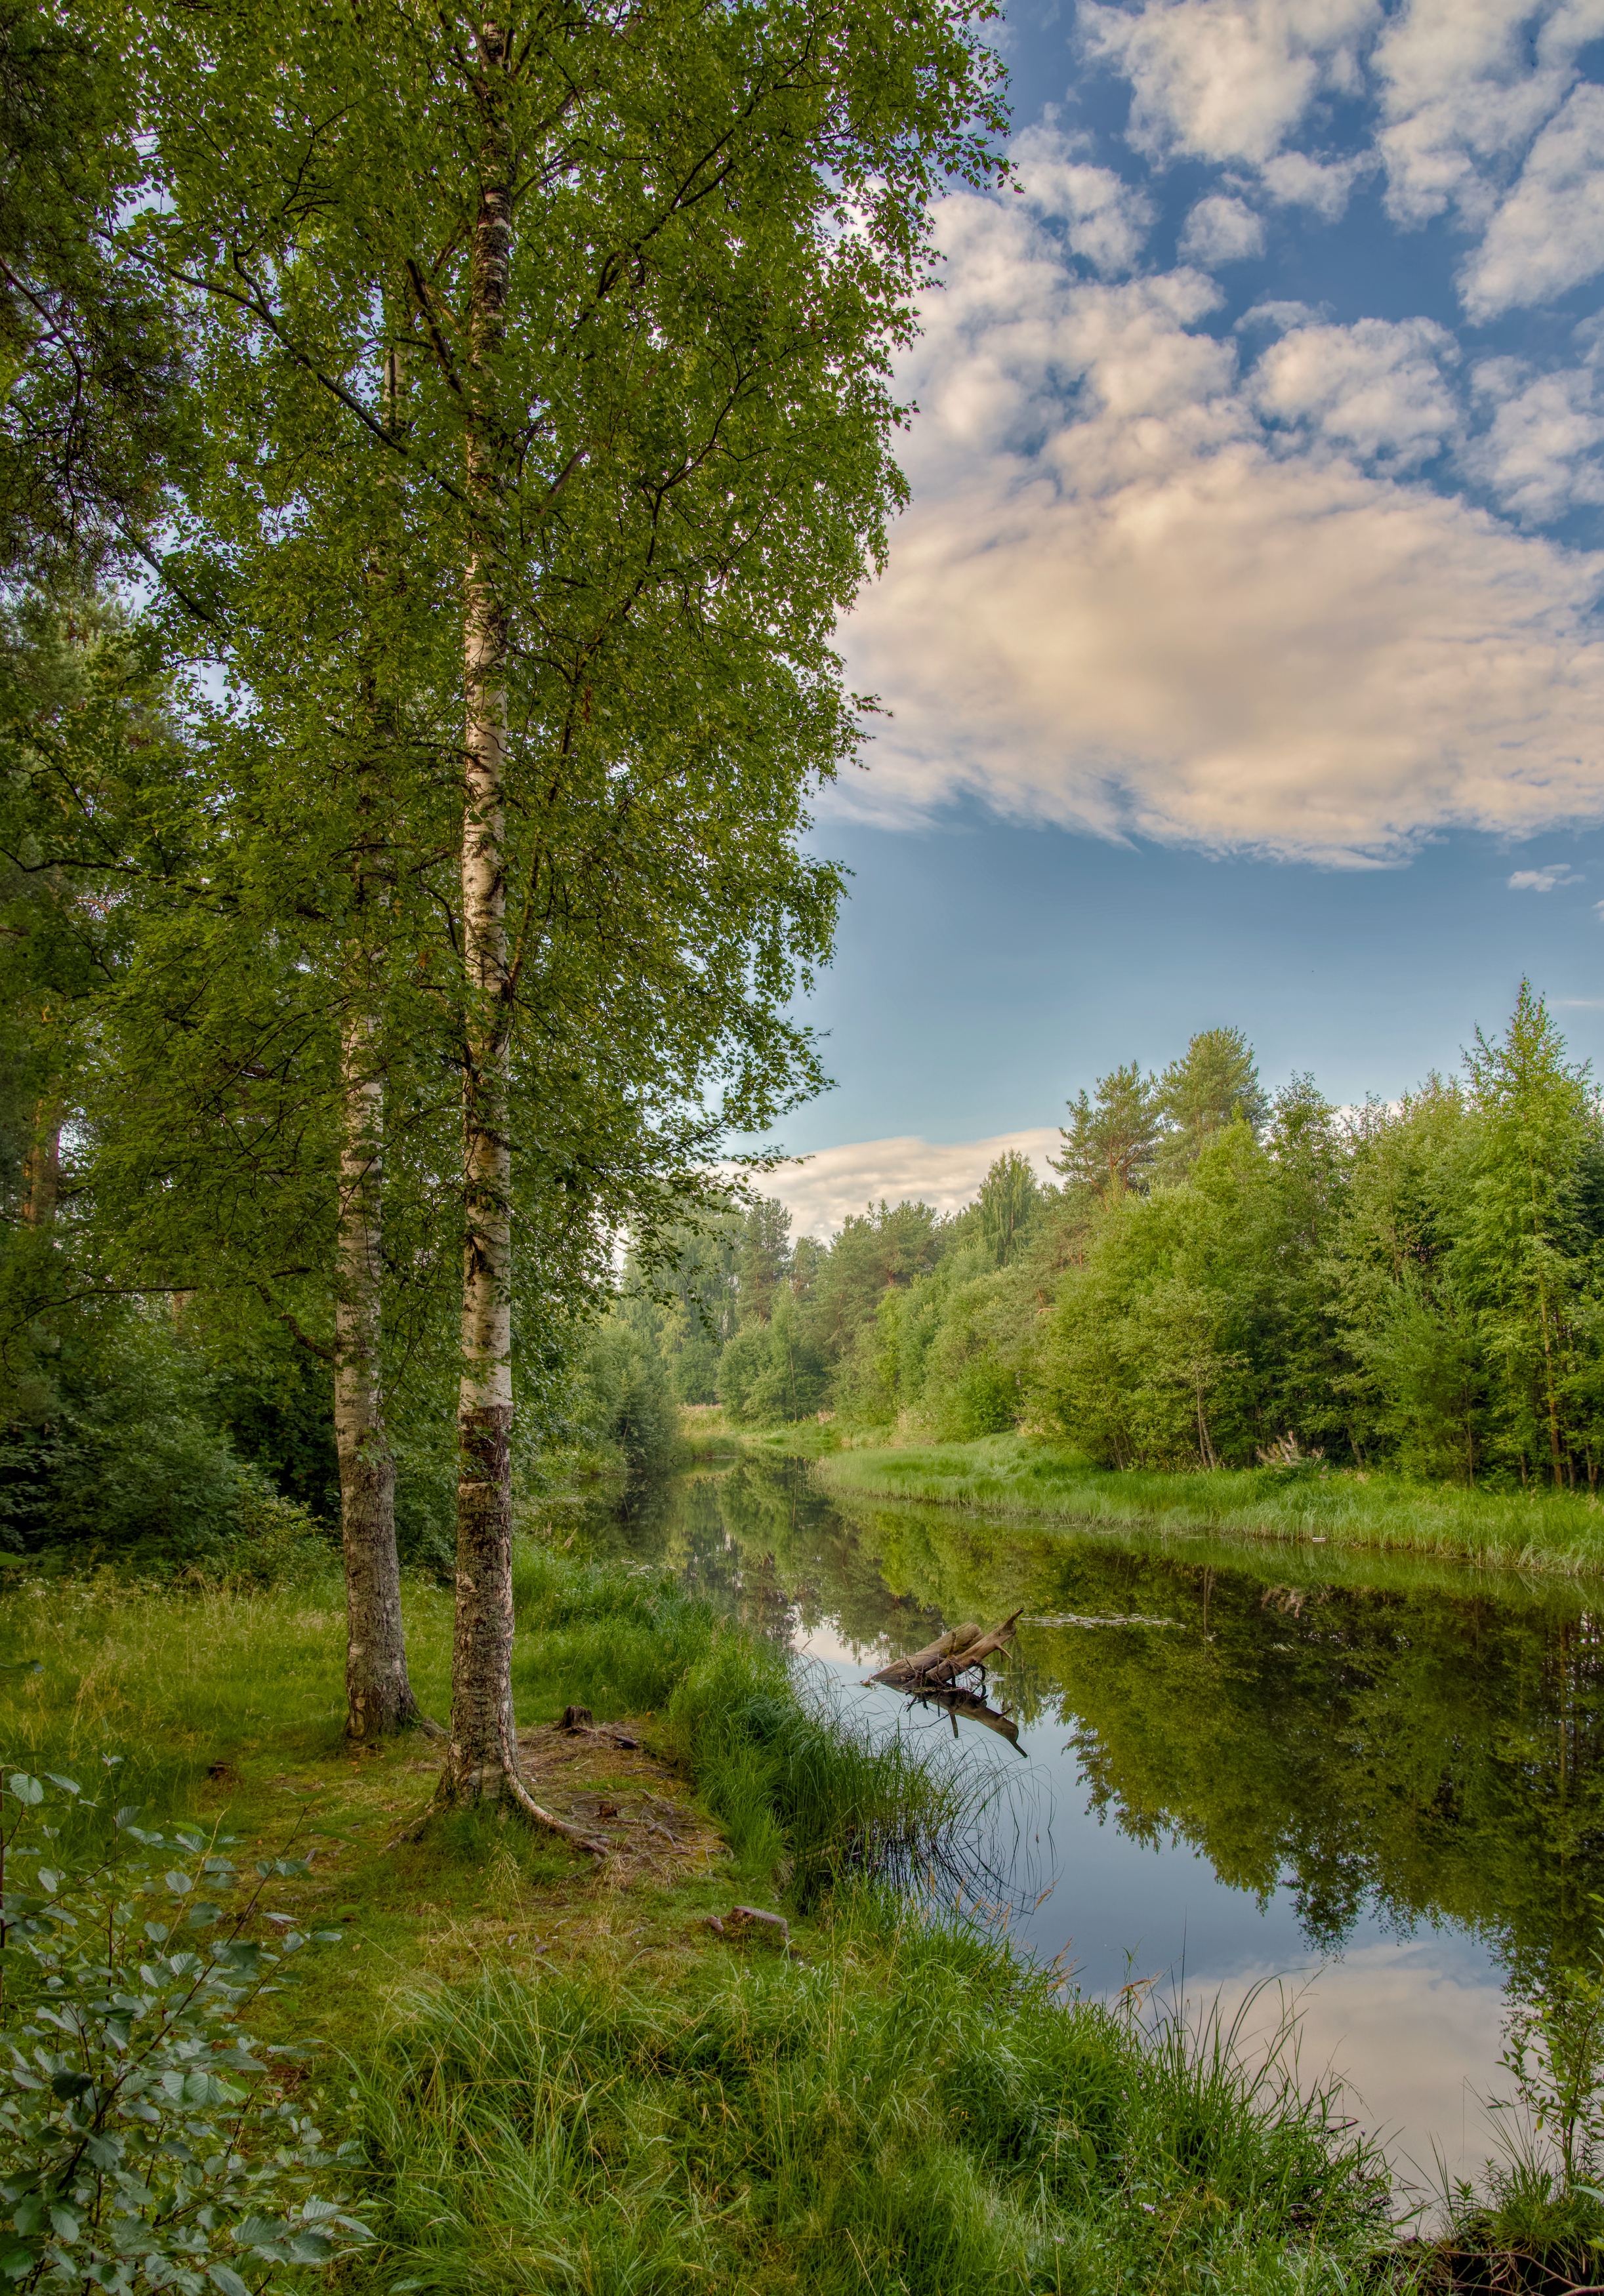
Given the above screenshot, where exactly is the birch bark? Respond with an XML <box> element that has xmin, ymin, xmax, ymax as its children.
<box><xmin>434</xmin><ymin>26</ymin><xmax>607</xmax><ymax>1853</ymax></box>
<box><xmin>443</xmin><ymin>22</ymin><xmax>522</xmax><ymax>1803</ymax></box>
<box><xmin>335</xmin><ymin>1004</ymin><xmax>419</xmax><ymax>1738</ymax></box>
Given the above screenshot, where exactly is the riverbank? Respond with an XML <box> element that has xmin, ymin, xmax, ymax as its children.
<box><xmin>810</xmin><ymin>1433</ymin><xmax>1604</xmax><ymax>1574</ymax></box>
<box><xmin>0</xmin><ymin>1544</ymin><xmax>1409</xmax><ymax>2290</ymax></box>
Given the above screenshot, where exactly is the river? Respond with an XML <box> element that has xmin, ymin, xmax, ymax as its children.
<box><xmin>587</xmin><ymin>1450</ymin><xmax>1604</xmax><ymax>2201</ymax></box>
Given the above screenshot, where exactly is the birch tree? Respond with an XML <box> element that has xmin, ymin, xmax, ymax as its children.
<box><xmin>122</xmin><ymin>0</ymin><xmax>1006</xmax><ymax>1824</ymax></box>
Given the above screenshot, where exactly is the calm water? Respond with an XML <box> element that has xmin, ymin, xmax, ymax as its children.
<box><xmin>590</xmin><ymin>1454</ymin><xmax>1604</xmax><ymax>2193</ymax></box>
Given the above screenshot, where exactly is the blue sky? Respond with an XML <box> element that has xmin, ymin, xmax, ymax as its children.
<box><xmin>756</xmin><ymin>0</ymin><xmax>1604</xmax><ymax>1231</ymax></box>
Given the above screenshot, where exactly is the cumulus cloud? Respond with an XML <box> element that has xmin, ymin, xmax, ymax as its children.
<box><xmin>1180</xmin><ymin>192</ymin><xmax>1268</xmax><ymax>263</ymax></box>
<box><xmin>1011</xmin><ymin>123</ymin><xmax>1157</xmax><ymax>274</ymax></box>
<box><xmin>1465</xmin><ymin>358</ymin><xmax>1604</xmax><ymax>518</ymax></box>
<box><xmin>1239</xmin><ymin>298</ymin><xmax>1325</xmax><ymax>333</ymax></box>
<box><xmin>762</xmin><ymin>1130</ymin><xmax>1063</xmax><ymax>1240</ymax></box>
<box><xmin>1374</xmin><ymin>0</ymin><xmax>1574</xmax><ymax>229</ymax></box>
<box><xmin>1508</xmin><ymin>863</ymin><xmax>1582</xmax><ymax>886</ymax></box>
<box><xmin>1462</xmin><ymin>83</ymin><xmax>1604</xmax><ymax>316</ymax></box>
<box><xmin>835</xmin><ymin>190</ymin><xmax>1604</xmax><ymax>864</ymax></box>
<box><xmin>1258</xmin><ymin>148</ymin><xmax>1368</xmax><ymax>215</ymax></box>
<box><xmin>1252</xmin><ymin>316</ymin><xmax>1459</xmax><ymax>465</ymax></box>
<box><xmin>1081</xmin><ymin>0</ymin><xmax>1380</xmax><ymax>167</ymax></box>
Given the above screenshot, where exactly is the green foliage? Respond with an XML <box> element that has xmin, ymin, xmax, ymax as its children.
<box><xmin>976</xmin><ymin>1149</ymin><xmax>1040</xmax><ymax>1270</ymax></box>
<box><xmin>0</xmin><ymin>1767</ymin><xmax>368</xmax><ymax>2294</ymax></box>
<box><xmin>609</xmin><ymin>994</ymin><xmax>1604</xmax><ymax>1490</ymax></box>
<box><xmin>1155</xmin><ymin>1026</ymin><xmax>1271</xmax><ymax>1178</ymax></box>
<box><xmin>567</xmin><ymin>1322</ymin><xmax>679</xmax><ymax>1477</ymax></box>
<box><xmin>1437</xmin><ymin>1926</ymin><xmax>1604</xmax><ymax>2282</ymax></box>
<box><xmin>718</xmin><ymin>1291</ymin><xmax>828</xmax><ymax>1426</ymax></box>
<box><xmin>0</xmin><ymin>1</ymin><xmax>186</xmax><ymax>583</ymax></box>
<box><xmin>1054</xmin><ymin>1062</ymin><xmax>1162</xmax><ymax>1201</ymax></box>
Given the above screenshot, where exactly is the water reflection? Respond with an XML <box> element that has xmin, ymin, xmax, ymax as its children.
<box><xmin>590</xmin><ymin>1453</ymin><xmax>1604</xmax><ymax>2183</ymax></box>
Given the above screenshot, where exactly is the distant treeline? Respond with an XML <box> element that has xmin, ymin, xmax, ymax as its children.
<box><xmin>617</xmin><ymin>985</ymin><xmax>1604</xmax><ymax>1488</ymax></box>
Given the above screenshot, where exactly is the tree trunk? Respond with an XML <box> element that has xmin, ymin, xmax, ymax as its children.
<box><xmin>442</xmin><ymin>27</ymin><xmax>523</xmax><ymax>1807</ymax></box>
<box><xmin>430</xmin><ymin>27</ymin><xmax>607</xmax><ymax>1857</ymax></box>
<box><xmin>336</xmin><ymin>1006</ymin><xmax>417</xmax><ymax>1740</ymax></box>
<box><xmin>20</xmin><ymin>1094</ymin><xmax>61</xmax><ymax>1229</ymax></box>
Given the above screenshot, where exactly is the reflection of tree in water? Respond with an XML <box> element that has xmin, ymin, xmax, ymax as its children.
<box><xmin>642</xmin><ymin>1456</ymin><xmax>945</xmax><ymax>1660</ymax></box>
<box><xmin>611</xmin><ymin>1460</ymin><xmax>1604</xmax><ymax>1984</ymax></box>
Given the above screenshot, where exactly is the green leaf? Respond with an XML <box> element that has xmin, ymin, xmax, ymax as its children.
<box><xmin>231</xmin><ymin>2218</ymin><xmax>287</xmax><ymax>2247</ymax></box>
<box><xmin>209</xmin><ymin>2270</ymin><xmax>251</xmax><ymax>2296</ymax></box>
<box><xmin>7</xmin><ymin>1778</ymin><xmax>41</xmax><ymax>1809</ymax></box>
<box><xmin>285</xmin><ymin>2233</ymin><xmax>334</xmax><ymax>2265</ymax></box>
<box><xmin>39</xmin><ymin>1776</ymin><xmax>79</xmax><ymax>1797</ymax></box>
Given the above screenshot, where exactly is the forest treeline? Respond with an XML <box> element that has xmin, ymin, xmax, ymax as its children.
<box><xmin>621</xmin><ymin>994</ymin><xmax>1604</xmax><ymax>1490</ymax></box>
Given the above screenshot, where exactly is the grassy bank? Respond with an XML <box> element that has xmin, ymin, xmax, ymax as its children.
<box><xmin>814</xmin><ymin>1433</ymin><xmax>1604</xmax><ymax>1574</ymax></box>
<box><xmin>0</xmin><ymin>1546</ymin><xmax>1413</xmax><ymax>2291</ymax></box>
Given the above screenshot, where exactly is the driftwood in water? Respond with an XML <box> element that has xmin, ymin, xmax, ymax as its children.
<box><xmin>907</xmin><ymin>1683</ymin><xmax>1025</xmax><ymax>1753</ymax></box>
<box><xmin>871</xmin><ymin>1611</ymin><xmax>1023</xmax><ymax>1692</ymax></box>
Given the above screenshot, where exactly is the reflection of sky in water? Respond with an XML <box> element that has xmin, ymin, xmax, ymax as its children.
<box><xmin>795</xmin><ymin>1625</ymin><xmax>1506</xmax><ymax>2190</ymax></box>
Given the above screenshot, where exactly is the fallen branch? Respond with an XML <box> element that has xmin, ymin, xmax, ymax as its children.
<box><xmin>870</xmin><ymin>1612</ymin><xmax>1023</xmax><ymax>1691</ymax></box>
<box><xmin>905</xmin><ymin>1683</ymin><xmax>1027</xmax><ymax>1753</ymax></box>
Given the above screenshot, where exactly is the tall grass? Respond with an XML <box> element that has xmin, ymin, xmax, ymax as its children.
<box><xmin>819</xmin><ymin>1435</ymin><xmax>1604</xmax><ymax>1574</ymax></box>
<box><xmin>354</xmin><ymin>1908</ymin><xmax>1391</xmax><ymax>2295</ymax></box>
<box><xmin>511</xmin><ymin>1546</ymin><xmax>1000</xmax><ymax>1904</ymax></box>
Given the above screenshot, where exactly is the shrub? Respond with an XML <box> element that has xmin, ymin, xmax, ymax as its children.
<box><xmin>0</xmin><ymin>1766</ymin><xmax>369</xmax><ymax>2295</ymax></box>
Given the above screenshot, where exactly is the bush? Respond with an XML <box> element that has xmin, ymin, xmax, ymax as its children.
<box><xmin>0</xmin><ymin>1765</ymin><xmax>369</xmax><ymax>2295</ymax></box>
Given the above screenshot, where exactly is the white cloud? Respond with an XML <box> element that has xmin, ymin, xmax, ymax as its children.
<box><xmin>1081</xmin><ymin>0</ymin><xmax>1380</xmax><ymax>168</ymax></box>
<box><xmin>763</xmin><ymin>1130</ymin><xmax>1063</xmax><ymax>1240</ymax></box>
<box><xmin>1374</xmin><ymin>0</ymin><xmax>1575</xmax><ymax>230</ymax></box>
<box><xmin>1252</xmin><ymin>316</ymin><xmax>1459</xmax><ymax>466</ymax></box>
<box><xmin>1462</xmin><ymin>83</ymin><xmax>1604</xmax><ymax>316</ymax></box>
<box><xmin>836</xmin><ymin>190</ymin><xmax>1604</xmax><ymax>864</ymax></box>
<box><xmin>1239</xmin><ymin>298</ymin><xmax>1324</xmax><ymax>332</ymax></box>
<box><xmin>1011</xmin><ymin>124</ymin><xmax>1157</xmax><ymax>274</ymax></box>
<box><xmin>1258</xmin><ymin>148</ymin><xmax>1368</xmax><ymax>215</ymax></box>
<box><xmin>1508</xmin><ymin>863</ymin><xmax>1582</xmax><ymax>886</ymax></box>
<box><xmin>1180</xmin><ymin>192</ymin><xmax>1268</xmax><ymax>263</ymax></box>
<box><xmin>1465</xmin><ymin>359</ymin><xmax>1604</xmax><ymax>519</ymax></box>
<box><xmin>1187</xmin><ymin>1946</ymin><xmax>1506</xmax><ymax>2185</ymax></box>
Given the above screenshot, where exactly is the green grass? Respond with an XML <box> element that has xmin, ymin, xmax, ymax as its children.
<box><xmin>355</xmin><ymin>1907</ymin><xmax>1393</xmax><ymax>2296</ymax></box>
<box><xmin>815</xmin><ymin>1434</ymin><xmax>1604</xmax><ymax>1574</ymax></box>
<box><xmin>508</xmin><ymin>1546</ymin><xmax>996</xmax><ymax>1902</ymax></box>
<box><xmin>0</xmin><ymin>1542</ymin><xmax>1469</xmax><ymax>2287</ymax></box>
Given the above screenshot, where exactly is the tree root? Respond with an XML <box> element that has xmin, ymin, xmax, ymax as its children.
<box><xmin>499</xmin><ymin>1759</ymin><xmax>613</xmax><ymax>1857</ymax></box>
<box><xmin>384</xmin><ymin>1750</ymin><xmax>613</xmax><ymax>1857</ymax></box>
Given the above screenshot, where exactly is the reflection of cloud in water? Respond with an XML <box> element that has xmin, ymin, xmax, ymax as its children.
<box><xmin>1169</xmin><ymin>1946</ymin><xmax>1508</xmax><ymax>2190</ymax></box>
<box><xmin>794</xmin><ymin>1622</ymin><xmax>885</xmax><ymax>1670</ymax></box>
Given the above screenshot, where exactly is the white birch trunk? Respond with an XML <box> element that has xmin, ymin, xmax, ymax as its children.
<box><xmin>335</xmin><ymin>1005</ymin><xmax>416</xmax><ymax>1738</ymax></box>
<box><xmin>444</xmin><ymin>24</ymin><xmax>520</xmax><ymax>1801</ymax></box>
